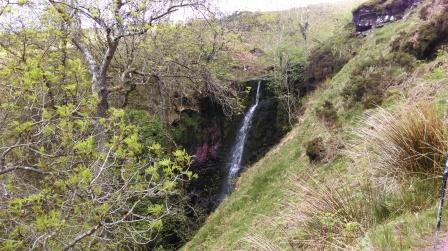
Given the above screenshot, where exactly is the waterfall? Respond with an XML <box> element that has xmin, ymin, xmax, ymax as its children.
<box><xmin>221</xmin><ymin>81</ymin><xmax>262</xmax><ymax>197</ymax></box>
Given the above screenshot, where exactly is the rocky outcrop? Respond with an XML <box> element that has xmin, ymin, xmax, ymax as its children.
<box><xmin>392</xmin><ymin>0</ymin><xmax>448</xmax><ymax>59</ymax></box>
<box><xmin>353</xmin><ymin>0</ymin><xmax>420</xmax><ymax>32</ymax></box>
<box><xmin>181</xmin><ymin>79</ymin><xmax>289</xmax><ymax>211</ymax></box>
<box><xmin>242</xmin><ymin>79</ymin><xmax>288</xmax><ymax>165</ymax></box>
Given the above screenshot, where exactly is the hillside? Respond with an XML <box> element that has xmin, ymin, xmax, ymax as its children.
<box><xmin>185</xmin><ymin>0</ymin><xmax>448</xmax><ymax>250</ymax></box>
<box><xmin>3</xmin><ymin>0</ymin><xmax>448</xmax><ymax>250</ymax></box>
<box><xmin>220</xmin><ymin>0</ymin><xmax>363</xmax><ymax>81</ymax></box>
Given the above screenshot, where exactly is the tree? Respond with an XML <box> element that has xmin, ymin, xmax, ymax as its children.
<box><xmin>48</xmin><ymin>0</ymin><xmax>207</xmax><ymax>118</ymax></box>
<box><xmin>298</xmin><ymin>8</ymin><xmax>310</xmax><ymax>41</ymax></box>
<box><xmin>0</xmin><ymin>2</ymin><xmax>201</xmax><ymax>249</ymax></box>
<box><xmin>0</xmin><ymin>31</ymin><xmax>196</xmax><ymax>249</ymax></box>
<box><xmin>0</xmin><ymin>1</ymin><xmax>245</xmax><ymax>248</ymax></box>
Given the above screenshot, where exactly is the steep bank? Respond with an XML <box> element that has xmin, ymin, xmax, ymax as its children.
<box><xmin>185</xmin><ymin>0</ymin><xmax>448</xmax><ymax>249</ymax></box>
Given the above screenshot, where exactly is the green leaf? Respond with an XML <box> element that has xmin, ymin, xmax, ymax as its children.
<box><xmin>56</xmin><ymin>104</ymin><xmax>74</xmax><ymax>117</ymax></box>
<box><xmin>74</xmin><ymin>137</ymin><xmax>95</xmax><ymax>156</ymax></box>
<box><xmin>147</xmin><ymin>204</ymin><xmax>164</xmax><ymax>216</ymax></box>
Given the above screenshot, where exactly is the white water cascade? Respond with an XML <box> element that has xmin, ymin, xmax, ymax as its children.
<box><xmin>221</xmin><ymin>81</ymin><xmax>262</xmax><ymax>197</ymax></box>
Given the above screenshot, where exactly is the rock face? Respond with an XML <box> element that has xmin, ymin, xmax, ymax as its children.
<box><xmin>241</xmin><ymin>79</ymin><xmax>288</xmax><ymax>166</ymax></box>
<box><xmin>180</xmin><ymin>79</ymin><xmax>288</xmax><ymax>211</ymax></box>
<box><xmin>353</xmin><ymin>0</ymin><xmax>420</xmax><ymax>32</ymax></box>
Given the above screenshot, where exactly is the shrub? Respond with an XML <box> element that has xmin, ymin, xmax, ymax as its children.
<box><xmin>315</xmin><ymin>101</ymin><xmax>338</xmax><ymax>126</ymax></box>
<box><xmin>342</xmin><ymin>52</ymin><xmax>415</xmax><ymax>108</ymax></box>
<box><xmin>307</xmin><ymin>45</ymin><xmax>349</xmax><ymax>83</ymax></box>
<box><xmin>305</xmin><ymin>137</ymin><xmax>326</xmax><ymax>163</ymax></box>
<box><xmin>355</xmin><ymin>102</ymin><xmax>448</xmax><ymax>179</ymax></box>
<box><xmin>342</xmin><ymin>71</ymin><xmax>385</xmax><ymax>108</ymax></box>
<box><xmin>126</xmin><ymin>109</ymin><xmax>167</xmax><ymax>147</ymax></box>
<box><xmin>389</xmin><ymin>51</ymin><xmax>417</xmax><ymax>71</ymax></box>
<box><xmin>401</xmin><ymin>22</ymin><xmax>438</xmax><ymax>59</ymax></box>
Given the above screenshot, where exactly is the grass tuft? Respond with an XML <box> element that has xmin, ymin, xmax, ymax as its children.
<box><xmin>355</xmin><ymin>102</ymin><xmax>448</xmax><ymax>179</ymax></box>
<box><xmin>283</xmin><ymin>175</ymin><xmax>381</xmax><ymax>250</ymax></box>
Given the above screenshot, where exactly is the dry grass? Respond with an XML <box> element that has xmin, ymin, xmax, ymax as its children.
<box><xmin>354</xmin><ymin>102</ymin><xmax>448</xmax><ymax>179</ymax></box>
<box><xmin>236</xmin><ymin>172</ymin><xmax>380</xmax><ymax>250</ymax></box>
<box><xmin>288</xmin><ymin>180</ymin><xmax>375</xmax><ymax>250</ymax></box>
<box><xmin>241</xmin><ymin>232</ymin><xmax>281</xmax><ymax>251</ymax></box>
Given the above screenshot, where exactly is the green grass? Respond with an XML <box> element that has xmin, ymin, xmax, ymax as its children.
<box><xmin>367</xmin><ymin>207</ymin><xmax>448</xmax><ymax>250</ymax></box>
<box><xmin>223</xmin><ymin>0</ymin><xmax>363</xmax><ymax>81</ymax></box>
<box><xmin>185</xmin><ymin>124</ymin><xmax>308</xmax><ymax>250</ymax></box>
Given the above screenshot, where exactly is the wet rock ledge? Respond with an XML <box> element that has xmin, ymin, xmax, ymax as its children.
<box><xmin>353</xmin><ymin>0</ymin><xmax>420</xmax><ymax>32</ymax></box>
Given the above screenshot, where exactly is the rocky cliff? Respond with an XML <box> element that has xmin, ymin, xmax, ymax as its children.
<box><xmin>353</xmin><ymin>0</ymin><xmax>420</xmax><ymax>32</ymax></box>
<box><xmin>178</xmin><ymin>80</ymin><xmax>289</xmax><ymax>212</ymax></box>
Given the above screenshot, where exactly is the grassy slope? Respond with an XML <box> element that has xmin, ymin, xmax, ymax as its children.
<box><xmin>185</xmin><ymin>1</ymin><xmax>448</xmax><ymax>250</ymax></box>
<box><xmin>225</xmin><ymin>0</ymin><xmax>363</xmax><ymax>81</ymax></box>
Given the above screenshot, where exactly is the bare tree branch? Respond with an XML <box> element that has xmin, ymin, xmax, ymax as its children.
<box><xmin>63</xmin><ymin>225</ymin><xmax>100</xmax><ymax>251</ymax></box>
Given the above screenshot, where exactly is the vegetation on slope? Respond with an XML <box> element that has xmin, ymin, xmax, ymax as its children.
<box><xmin>185</xmin><ymin>1</ymin><xmax>448</xmax><ymax>250</ymax></box>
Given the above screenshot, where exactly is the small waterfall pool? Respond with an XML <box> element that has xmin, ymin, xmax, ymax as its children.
<box><xmin>221</xmin><ymin>81</ymin><xmax>262</xmax><ymax>198</ymax></box>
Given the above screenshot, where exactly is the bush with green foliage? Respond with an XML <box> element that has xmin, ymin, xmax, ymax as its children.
<box><xmin>342</xmin><ymin>70</ymin><xmax>385</xmax><ymax>108</ymax></box>
<box><xmin>126</xmin><ymin>109</ymin><xmax>168</xmax><ymax>147</ymax></box>
<box><xmin>342</xmin><ymin>52</ymin><xmax>415</xmax><ymax>108</ymax></box>
<box><xmin>0</xmin><ymin>27</ymin><xmax>196</xmax><ymax>251</ymax></box>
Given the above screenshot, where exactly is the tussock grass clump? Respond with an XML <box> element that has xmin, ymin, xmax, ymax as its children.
<box><xmin>356</xmin><ymin>102</ymin><xmax>448</xmax><ymax>179</ymax></box>
<box><xmin>241</xmin><ymin>232</ymin><xmax>281</xmax><ymax>251</ymax></box>
<box><xmin>284</xmin><ymin>176</ymin><xmax>381</xmax><ymax>250</ymax></box>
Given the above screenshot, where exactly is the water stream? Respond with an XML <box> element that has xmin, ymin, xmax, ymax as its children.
<box><xmin>221</xmin><ymin>81</ymin><xmax>262</xmax><ymax>198</ymax></box>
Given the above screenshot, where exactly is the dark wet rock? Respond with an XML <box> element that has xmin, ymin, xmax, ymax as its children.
<box><xmin>250</xmin><ymin>47</ymin><xmax>265</xmax><ymax>57</ymax></box>
<box><xmin>179</xmin><ymin>79</ymin><xmax>289</xmax><ymax>211</ymax></box>
<box><xmin>243</xmin><ymin>79</ymin><xmax>289</xmax><ymax>165</ymax></box>
<box><xmin>353</xmin><ymin>0</ymin><xmax>420</xmax><ymax>32</ymax></box>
